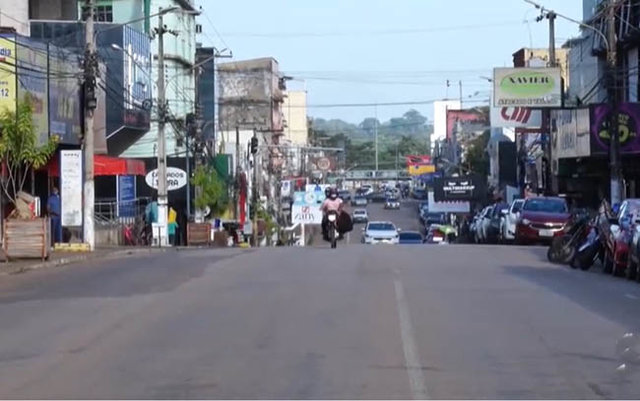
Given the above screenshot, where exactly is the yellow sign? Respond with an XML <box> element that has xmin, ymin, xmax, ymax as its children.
<box><xmin>408</xmin><ymin>164</ymin><xmax>436</xmax><ymax>176</ymax></box>
<box><xmin>0</xmin><ymin>36</ymin><xmax>16</xmax><ymax>114</ymax></box>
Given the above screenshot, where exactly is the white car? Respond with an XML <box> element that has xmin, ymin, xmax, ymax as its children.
<box><xmin>360</xmin><ymin>185</ymin><xmax>374</xmax><ymax>196</ymax></box>
<box><xmin>475</xmin><ymin>206</ymin><xmax>494</xmax><ymax>243</ymax></box>
<box><xmin>352</xmin><ymin>208</ymin><xmax>369</xmax><ymax>223</ymax></box>
<box><xmin>362</xmin><ymin>221</ymin><xmax>400</xmax><ymax>244</ymax></box>
<box><xmin>384</xmin><ymin>197</ymin><xmax>400</xmax><ymax>209</ymax></box>
<box><xmin>500</xmin><ymin>199</ymin><xmax>525</xmax><ymax>242</ymax></box>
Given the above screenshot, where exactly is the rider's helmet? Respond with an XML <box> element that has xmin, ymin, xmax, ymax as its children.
<box><xmin>328</xmin><ymin>187</ymin><xmax>338</xmax><ymax>200</ymax></box>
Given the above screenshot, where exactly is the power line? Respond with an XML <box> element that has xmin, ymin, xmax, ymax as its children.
<box><xmin>221</xmin><ymin>19</ymin><xmax>534</xmax><ymax>38</ymax></box>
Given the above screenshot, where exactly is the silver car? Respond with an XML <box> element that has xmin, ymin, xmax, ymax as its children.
<box><xmin>362</xmin><ymin>221</ymin><xmax>400</xmax><ymax>244</ymax></box>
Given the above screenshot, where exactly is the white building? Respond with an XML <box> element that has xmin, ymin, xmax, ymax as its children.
<box><xmin>432</xmin><ymin>99</ymin><xmax>461</xmax><ymax>151</ymax></box>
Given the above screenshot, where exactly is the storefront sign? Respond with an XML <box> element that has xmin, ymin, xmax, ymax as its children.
<box><xmin>60</xmin><ymin>150</ymin><xmax>83</xmax><ymax>226</ymax></box>
<box><xmin>590</xmin><ymin>103</ymin><xmax>640</xmax><ymax>155</ymax></box>
<box><xmin>490</xmin><ymin>106</ymin><xmax>542</xmax><ymax>128</ymax></box>
<box><xmin>551</xmin><ymin>108</ymin><xmax>590</xmax><ymax>159</ymax></box>
<box><xmin>145</xmin><ymin>167</ymin><xmax>188</xmax><ymax>191</ymax></box>
<box><xmin>117</xmin><ymin>175</ymin><xmax>136</xmax><ymax>217</ymax></box>
<box><xmin>292</xmin><ymin>191</ymin><xmax>323</xmax><ymax>224</ymax></box>
<box><xmin>428</xmin><ymin>191</ymin><xmax>470</xmax><ymax>213</ymax></box>
<box><xmin>493</xmin><ymin>67</ymin><xmax>562</xmax><ymax>108</ymax></box>
<box><xmin>433</xmin><ymin>175</ymin><xmax>484</xmax><ymax>202</ymax></box>
<box><xmin>447</xmin><ymin>108</ymin><xmax>489</xmax><ymax>140</ymax></box>
<box><xmin>0</xmin><ymin>35</ymin><xmax>16</xmax><ymax>114</ymax></box>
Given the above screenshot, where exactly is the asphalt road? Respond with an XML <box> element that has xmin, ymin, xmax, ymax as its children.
<box><xmin>2</xmin><ymin>198</ymin><xmax>640</xmax><ymax>398</ymax></box>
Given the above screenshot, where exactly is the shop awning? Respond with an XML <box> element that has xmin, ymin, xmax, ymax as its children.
<box><xmin>43</xmin><ymin>154</ymin><xmax>147</xmax><ymax>177</ymax></box>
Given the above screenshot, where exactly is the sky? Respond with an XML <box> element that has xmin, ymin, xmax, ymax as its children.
<box><xmin>196</xmin><ymin>0</ymin><xmax>583</xmax><ymax>124</ymax></box>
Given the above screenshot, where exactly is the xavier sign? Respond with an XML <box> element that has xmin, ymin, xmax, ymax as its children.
<box><xmin>493</xmin><ymin>67</ymin><xmax>562</xmax><ymax>108</ymax></box>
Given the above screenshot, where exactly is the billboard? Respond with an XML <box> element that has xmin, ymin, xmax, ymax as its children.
<box><xmin>16</xmin><ymin>36</ymin><xmax>49</xmax><ymax>145</ymax></box>
<box><xmin>493</xmin><ymin>67</ymin><xmax>562</xmax><ymax>108</ymax></box>
<box><xmin>551</xmin><ymin>108</ymin><xmax>590</xmax><ymax>159</ymax></box>
<box><xmin>590</xmin><ymin>103</ymin><xmax>640</xmax><ymax>155</ymax></box>
<box><xmin>49</xmin><ymin>46</ymin><xmax>81</xmax><ymax>145</ymax></box>
<box><xmin>408</xmin><ymin>164</ymin><xmax>435</xmax><ymax>176</ymax></box>
<box><xmin>292</xmin><ymin>191</ymin><xmax>323</xmax><ymax>224</ymax></box>
<box><xmin>428</xmin><ymin>191</ymin><xmax>470</xmax><ymax>213</ymax></box>
<box><xmin>0</xmin><ymin>35</ymin><xmax>16</xmax><ymax>115</ymax></box>
<box><xmin>433</xmin><ymin>175</ymin><xmax>485</xmax><ymax>202</ymax></box>
<box><xmin>446</xmin><ymin>108</ymin><xmax>489</xmax><ymax>141</ymax></box>
<box><xmin>490</xmin><ymin>106</ymin><xmax>542</xmax><ymax>128</ymax></box>
<box><xmin>121</xmin><ymin>25</ymin><xmax>151</xmax><ymax>131</ymax></box>
<box><xmin>60</xmin><ymin>150</ymin><xmax>83</xmax><ymax>227</ymax></box>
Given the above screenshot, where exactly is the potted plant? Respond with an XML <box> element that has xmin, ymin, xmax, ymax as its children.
<box><xmin>188</xmin><ymin>165</ymin><xmax>229</xmax><ymax>246</ymax></box>
<box><xmin>1</xmin><ymin>101</ymin><xmax>58</xmax><ymax>260</ymax></box>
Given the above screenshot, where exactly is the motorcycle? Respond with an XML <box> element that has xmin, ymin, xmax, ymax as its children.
<box><xmin>547</xmin><ymin>215</ymin><xmax>590</xmax><ymax>264</ymax></box>
<box><xmin>570</xmin><ymin>223</ymin><xmax>602</xmax><ymax>270</ymax></box>
<box><xmin>327</xmin><ymin>210</ymin><xmax>340</xmax><ymax>249</ymax></box>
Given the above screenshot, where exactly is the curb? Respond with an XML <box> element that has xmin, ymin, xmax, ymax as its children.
<box><xmin>0</xmin><ymin>247</ymin><xmax>173</xmax><ymax>276</ymax></box>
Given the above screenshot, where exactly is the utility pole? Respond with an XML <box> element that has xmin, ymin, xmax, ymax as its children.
<box><xmin>458</xmin><ymin>80</ymin><xmax>463</xmax><ymax>108</ymax></box>
<box><xmin>545</xmin><ymin>10</ymin><xmax>556</xmax><ymax>195</ymax></box>
<box><xmin>155</xmin><ymin>10</ymin><xmax>170</xmax><ymax>247</ymax></box>
<box><xmin>374</xmin><ymin>104</ymin><xmax>378</xmax><ymax>171</ymax></box>
<box><xmin>252</xmin><ymin>130</ymin><xmax>258</xmax><ymax>247</ymax></box>
<box><xmin>234</xmin><ymin>125</ymin><xmax>240</xmax><ymax>219</ymax></box>
<box><xmin>83</xmin><ymin>0</ymin><xmax>96</xmax><ymax>250</ymax></box>
<box><xmin>608</xmin><ymin>0</ymin><xmax>622</xmax><ymax>204</ymax></box>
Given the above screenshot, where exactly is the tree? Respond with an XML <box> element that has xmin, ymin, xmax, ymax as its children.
<box><xmin>464</xmin><ymin>129</ymin><xmax>490</xmax><ymax>177</ymax></box>
<box><xmin>0</xmin><ymin>101</ymin><xmax>58</xmax><ymax>209</ymax></box>
<box><xmin>191</xmin><ymin>165</ymin><xmax>228</xmax><ymax>216</ymax></box>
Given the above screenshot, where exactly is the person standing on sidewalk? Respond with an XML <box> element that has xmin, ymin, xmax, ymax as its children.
<box><xmin>47</xmin><ymin>187</ymin><xmax>62</xmax><ymax>245</ymax></box>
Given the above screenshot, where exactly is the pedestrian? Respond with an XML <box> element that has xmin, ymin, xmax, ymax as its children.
<box><xmin>47</xmin><ymin>187</ymin><xmax>62</xmax><ymax>245</ymax></box>
<box><xmin>168</xmin><ymin>206</ymin><xmax>178</xmax><ymax>246</ymax></box>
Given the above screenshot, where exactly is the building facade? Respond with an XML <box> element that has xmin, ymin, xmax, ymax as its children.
<box><xmin>282</xmin><ymin>90</ymin><xmax>308</xmax><ymax>146</ymax></box>
<box><xmin>0</xmin><ymin>0</ymin><xmax>30</xmax><ymax>35</ymax></box>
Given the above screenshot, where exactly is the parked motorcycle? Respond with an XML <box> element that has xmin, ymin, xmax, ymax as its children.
<box><xmin>570</xmin><ymin>222</ymin><xmax>602</xmax><ymax>270</ymax></box>
<box><xmin>547</xmin><ymin>215</ymin><xmax>590</xmax><ymax>264</ymax></box>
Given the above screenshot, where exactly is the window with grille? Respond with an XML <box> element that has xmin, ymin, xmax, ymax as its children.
<box><xmin>81</xmin><ymin>4</ymin><xmax>113</xmax><ymax>22</ymax></box>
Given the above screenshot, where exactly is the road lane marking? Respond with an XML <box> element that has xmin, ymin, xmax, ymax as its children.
<box><xmin>625</xmin><ymin>293</ymin><xmax>639</xmax><ymax>300</ymax></box>
<box><xmin>394</xmin><ymin>271</ymin><xmax>430</xmax><ymax>400</ymax></box>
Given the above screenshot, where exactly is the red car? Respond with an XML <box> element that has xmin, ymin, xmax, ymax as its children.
<box><xmin>515</xmin><ymin>197</ymin><xmax>571</xmax><ymax>244</ymax></box>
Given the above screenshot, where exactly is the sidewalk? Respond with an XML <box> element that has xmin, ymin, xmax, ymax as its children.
<box><xmin>0</xmin><ymin>246</ymin><xmax>172</xmax><ymax>276</ymax></box>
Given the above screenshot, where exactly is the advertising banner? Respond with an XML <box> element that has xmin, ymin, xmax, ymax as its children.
<box><xmin>551</xmin><ymin>108</ymin><xmax>590</xmax><ymax>159</ymax></box>
<box><xmin>145</xmin><ymin>167</ymin><xmax>188</xmax><ymax>191</ymax></box>
<box><xmin>0</xmin><ymin>35</ymin><xmax>16</xmax><ymax>115</ymax></box>
<box><xmin>490</xmin><ymin>106</ymin><xmax>542</xmax><ymax>128</ymax></box>
<box><xmin>446</xmin><ymin>108</ymin><xmax>489</xmax><ymax>141</ymax></box>
<box><xmin>292</xmin><ymin>191</ymin><xmax>323</xmax><ymax>224</ymax></box>
<box><xmin>433</xmin><ymin>175</ymin><xmax>484</xmax><ymax>202</ymax></box>
<box><xmin>49</xmin><ymin>46</ymin><xmax>81</xmax><ymax>144</ymax></box>
<box><xmin>121</xmin><ymin>26</ymin><xmax>152</xmax><ymax>131</ymax></box>
<box><xmin>117</xmin><ymin>175</ymin><xmax>136</xmax><ymax>217</ymax></box>
<box><xmin>590</xmin><ymin>103</ymin><xmax>640</xmax><ymax>155</ymax></box>
<box><xmin>493</xmin><ymin>67</ymin><xmax>562</xmax><ymax>108</ymax></box>
<box><xmin>408</xmin><ymin>164</ymin><xmax>435</xmax><ymax>176</ymax></box>
<box><xmin>16</xmin><ymin>37</ymin><xmax>48</xmax><ymax>145</ymax></box>
<box><xmin>60</xmin><ymin>150</ymin><xmax>83</xmax><ymax>226</ymax></box>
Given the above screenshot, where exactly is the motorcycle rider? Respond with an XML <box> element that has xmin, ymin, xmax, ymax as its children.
<box><xmin>320</xmin><ymin>187</ymin><xmax>344</xmax><ymax>241</ymax></box>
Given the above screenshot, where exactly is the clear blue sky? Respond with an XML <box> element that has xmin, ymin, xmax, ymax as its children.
<box><xmin>196</xmin><ymin>0</ymin><xmax>582</xmax><ymax>123</ymax></box>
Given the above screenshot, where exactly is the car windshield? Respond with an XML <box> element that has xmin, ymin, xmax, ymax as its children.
<box><xmin>512</xmin><ymin>200</ymin><xmax>523</xmax><ymax>213</ymax></box>
<box><xmin>368</xmin><ymin>223</ymin><xmax>395</xmax><ymax>231</ymax></box>
<box><xmin>522</xmin><ymin>198</ymin><xmax>568</xmax><ymax>213</ymax></box>
<box><xmin>354</xmin><ymin>210</ymin><xmax>366</xmax><ymax>215</ymax></box>
<box><xmin>387</xmin><ymin>198</ymin><xmax>398</xmax><ymax>202</ymax></box>
<box><xmin>399</xmin><ymin>232</ymin><xmax>422</xmax><ymax>240</ymax></box>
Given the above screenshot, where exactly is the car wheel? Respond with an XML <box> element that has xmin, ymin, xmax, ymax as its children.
<box><xmin>627</xmin><ymin>256</ymin><xmax>637</xmax><ymax>280</ymax></box>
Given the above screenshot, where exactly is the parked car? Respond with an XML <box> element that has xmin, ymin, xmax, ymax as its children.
<box><xmin>338</xmin><ymin>189</ymin><xmax>351</xmax><ymax>202</ymax></box>
<box><xmin>610</xmin><ymin>199</ymin><xmax>640</xmax><ymax>276</ymax></box>
<box><xmin>384</xmin><ymin>196</ymin><xmax>400</xmax><ymax>209</ymax></box>
<box><xmin>352</xmin><ymin>195</ymin><xmax>368</xmax><ymax>207</ymax></box>
<box><xmin>486</xmin><ymin>202</ymin><xmax>509</xmax><ymax>243</ymax></box>
<box><xmin>500</xmin><ymin>199</ymin><xmax>525</xmax><ymax>242</ymax></box>
<box><xmin>352</xmin><ymin>208</ymin><xmax>369</xmax><ymax>224</ymax></box>
<box><xmin>474</xmin><ymin>206</ymin><xmax>494</xmax><ymax>244</ymax></box>
<box><xmin>423</xmin><ymin>212</ymin><xmax>447</xmax><ymax>230</ymax></box>
<box><xmin>412</xmin><ymin>187</ymin><xmax>427</xmax><ymax>199</ymax></box>
<box><xmin>362</xmin><ymin>221</ymin><xmax>400</xmax><ymax>244</ymax></box>
<box><xmin>398</xmin><ymin>231</ymin><xmax>425</xmax><ymax>244</ymax></box>
<box><xmin>515</xmin><ymin>197</ymin><xmax>570</xmax><ymax>244</ymax></box>
<box><xmin>417</xmin><ymin>201</ymin><xmax>429</xmax><ymax>213</ymax></box>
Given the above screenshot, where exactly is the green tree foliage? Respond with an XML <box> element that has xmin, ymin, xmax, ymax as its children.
<box><xmin>310</xmin><ymin>109</ymin><xmax>432</xmax><ymax>169</ymax></box>
<box><xmin>191</xmin><ymin>165</ymin><xmax>228</xmax><ymax>216</ymax></box>
<box><xmin>464</xmin><ymin>129</ymin><xmax>491</xmax><ymax>177</ymax></box>
<box><xmin>0</xmin><ymin>101</ymin><xmax>58</xmax><ymax>206</ymax></box>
